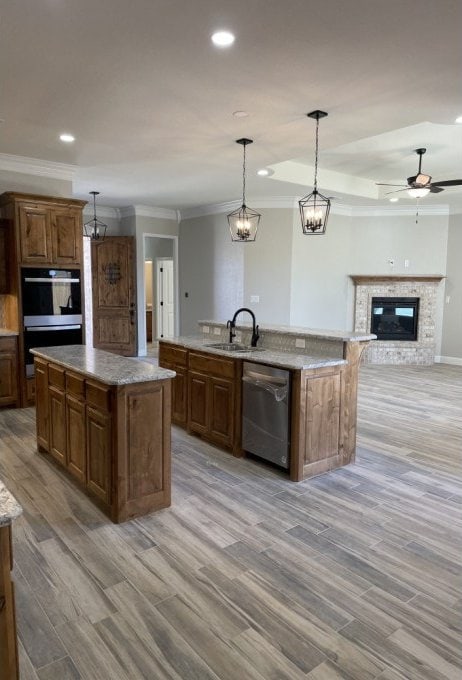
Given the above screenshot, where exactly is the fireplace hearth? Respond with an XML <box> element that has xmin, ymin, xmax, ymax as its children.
<box><xmin>371</xmin><ymin>297</ymin><xmax>419</xmax><ymax>341</ymax></box>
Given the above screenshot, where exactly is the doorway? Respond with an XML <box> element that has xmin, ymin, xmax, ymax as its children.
<box><xmin>141</xmin><ymin>234</ymin><xmax>178</xmax><ymax>357</ymax></box>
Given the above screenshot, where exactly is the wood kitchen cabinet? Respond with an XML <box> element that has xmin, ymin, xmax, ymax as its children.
<box><xmin>188</xmin><ymin>351</ymin><xmax>238</xmax><ymax>451</ymax></box>
<box><xmin>33</xmin><ymin>351</ymin><xmax>172</xmax><ymax>522</ymax></box>
<box><xmin>16</xmin><ymin>198</ymin><xmax>84</xmax><ymax>265</ymax></box>
<box><xmin>158</xmin><ymin>343</ymin><xmax>188</xmax><ymax>426</ymax></box>
<box><xmin>0</xmin><ymin>219</ymin><xmax>10</xmax><ymax>293</ymax></box>
<box><xmin>0</xmin><ymin>337</ymin><xmax>19</xmax><ymax>408</ymax></box>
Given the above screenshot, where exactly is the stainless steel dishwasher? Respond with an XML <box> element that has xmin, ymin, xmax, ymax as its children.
<box><xmin>242</xmin><ymin>362</ymin><xmax>291</xmax><ymax>469</ymax></box>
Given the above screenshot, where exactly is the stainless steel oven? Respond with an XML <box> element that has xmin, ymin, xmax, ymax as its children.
<box><xmin>21</xmin><ymin>268</ymin><xmax>83</xmax><ymax>376</ymax></box>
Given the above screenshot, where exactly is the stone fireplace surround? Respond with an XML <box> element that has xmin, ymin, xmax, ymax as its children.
<box><xmin>351</xmin><ymin>275</ymin><xmax>445</xmax><ymax>365</ymax></box>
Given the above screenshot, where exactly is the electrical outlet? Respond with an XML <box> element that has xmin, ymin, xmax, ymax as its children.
<box><xmin>213</xmin><ymin>326</ymin><xmax>221</xmax><ymax>335</ymax></box>
<box><xmin>250</xmin><ymin>295</ymin><xmax>260</xmax><ymax>303</ymax></box>
<box><xmin>295</xmin><ymin>338</ymin><xmax>306</xmax><ymax>349</ymax></box>
<box><xmin>203</xmin><ymin>325</ymin><xmax>210</xmax><ymax>334</ymax></box>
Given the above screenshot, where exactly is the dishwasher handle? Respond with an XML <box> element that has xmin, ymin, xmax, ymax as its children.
<box><xmin>242</xmin><ymin>375</ymin><xmax>288</xmax><ymax>402</ymax></box>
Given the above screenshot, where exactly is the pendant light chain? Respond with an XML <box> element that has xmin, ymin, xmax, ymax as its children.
<box><xmin>242</xmin><ymin>142</ymin><xmax>247</xmax><ymax>206</ymax></box>
<box><xmin>313</xmin><ymin>115</ymin><xmax>319</xmax><ymax>193</ymax></box>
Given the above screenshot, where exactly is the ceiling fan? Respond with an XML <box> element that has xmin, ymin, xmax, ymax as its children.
<box><xmin>376</xmin><ymin>148</ymin><xmax>462</xmax><ymax>198</ymax></box>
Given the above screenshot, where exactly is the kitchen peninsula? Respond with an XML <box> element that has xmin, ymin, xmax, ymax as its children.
<box><xmin>31</xmin><ymin>345</ymin><xmax>175</xmax><ymax>523</ymax></box>
<box><xmin>159</xmin><ymin>321</ymin><xmax>375</xmax><ymax>481</ymax></box>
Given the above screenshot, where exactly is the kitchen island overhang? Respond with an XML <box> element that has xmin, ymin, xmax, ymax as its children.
<box><xmin>31</xmin><ymin>345</ymin><xmax>175</xmax><ymax>523</ymax></box>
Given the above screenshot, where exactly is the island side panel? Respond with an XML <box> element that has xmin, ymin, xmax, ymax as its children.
<box><xmin>114</xmin><ymin>379</ymin><xmax>172</xmax><ymax>522</ymax></box>
<box><xmin>341</xmin><ymin>340</ymin><xmax>368</xmax><ymax>465</ymax></box>
<box><xmin>291</xmin><ymin>365</ymin><xmax>343</xmax><ymax>481</ymax></box>
<box><xmin>0</xmin><ymin>524</ymin><xmax>19</xmax><ymax>680</ymax></box>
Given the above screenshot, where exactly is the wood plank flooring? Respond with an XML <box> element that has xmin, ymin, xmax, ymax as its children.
<box><xmin>0</xmin><ymin>363</ymin><xmax>461</xmax><ymax>679</ymax></box>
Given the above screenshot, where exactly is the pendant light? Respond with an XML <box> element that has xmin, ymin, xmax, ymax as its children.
<box><xmin>227</xmin><ymin>138</ymin><xmax>261</xmax><ymax>242</ymax></box>
<box><xmin>299</xmin><ymin>110</ymin><xmax>330</xmax><ymax>235</ymax></box>
<box><xmin>84</xmin><ymin>191</ymin><xmax>108</xmax><ymax>240</ymax></box>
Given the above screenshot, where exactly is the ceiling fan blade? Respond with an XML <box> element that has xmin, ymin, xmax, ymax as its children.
<box><xmin>431</xmin><ymin>179</ymin><xmax>462</xmax><ymax>187</ymax></box>
<box><xmin>376</xmin><ymin>183</ymin><xmax>407</xmax><ymax>187</ymax></box>
<box><xmin>385</xmin><ymin>188</ymin><xmax>408</xmax><ymax>195</ymax></box>
<box><xmin>429</xmin><ymin>186</ymin><xmax>444</xmax><ymax>193</ymax></box>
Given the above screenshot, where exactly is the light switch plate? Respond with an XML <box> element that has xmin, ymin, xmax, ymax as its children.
<box><xmin>213</xmin><ymin>327</ymin><xmax>221</xmax><ymax>335</ymax></box>
<box><xmin>203</xmin><ymin>326</ymin><xmax>210</xmax><ymax>334</ymax></box>
<box><xmin>295</xmin><ymin>338</ymin><xmax>306</xmax><ymax>349</ymax></box>
<box><xmin>250</xmin><ymin>295</ymin><xmax>260</xmax><ymax>303</ymax></box>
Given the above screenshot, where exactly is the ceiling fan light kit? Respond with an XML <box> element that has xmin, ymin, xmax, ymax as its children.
<box><xmin>227</xmin><ymin>138</ymin><xmax>261</xmax><ymax>242</ymax></box>
<box><xmin>84</xmin><ymin>191</ymin><xmax>108</xmax><ymax>241</ymax></box>
<box><xmin>299</xmin><ymin>110</ymin><xmax>330</xmax><ymax>235</ymax></box>
<box><xmin>376</xmin><ymin>147</ymin><xmax>462</xmax><ymax>198</ymax></box>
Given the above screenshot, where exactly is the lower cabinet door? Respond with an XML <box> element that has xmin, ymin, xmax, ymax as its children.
<box><xmin>209</xmin><ymin>376</ymin><xmax>234</xmax><ymax>447</ymax></box>
<box><xmin>66</xmin><ymin>394</ymin><xmax>86</xmax><ymax>483</ymax></box>
<box><xmin>0</xmin><ymin>352</ymin><xmax>17</xmax><ymax>407</ymax></box>
<box><xmin>48</xmin><ymin>385</ymin><xmax>67</xmax><ymax>465</ymax></box>
<box><xmin>172</xmin><ymin>364</ymin><xmax>188</xmax><ymax>426</ymax></box>
<box><xmin>86</xmin><ymin>405</ymin><xmax>111</xmax><ymax>505</ymax></box>
<box><xmin>188</xmin><ymin>371</ymin><xmax>208</xmax><ymax>434</ymax></box>
<box><xmin>35</xmin><ymin>359</ymin><xmax>49</xmax><ymax>449</ymax></box>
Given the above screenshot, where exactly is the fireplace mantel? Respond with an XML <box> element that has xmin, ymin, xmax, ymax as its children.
<box><xmin>350</xmin><ymin>275</ymin><xmax>445</xmax><ymax>285</ymax></box>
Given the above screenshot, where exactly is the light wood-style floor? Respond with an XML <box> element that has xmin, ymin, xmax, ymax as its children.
<box><xmin>0</xmin><ymin>364</ymin><xmax>461</xmax><ymax>679</ymax></box>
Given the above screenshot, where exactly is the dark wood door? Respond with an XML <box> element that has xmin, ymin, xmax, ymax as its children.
<box><xmin>48</xmin><ymin>385</ymin><xmax>67</xmax><ymax>465</ymax></box>
<box><xmin>188</xmin><ymin>370</ymin><xmax>208</xmax><ymax>434</ymax></box>
<box><xmin>209</xmin><ymin>376</ymin><xmax>234</xmax><ymax>447</ymax></box>
<box><xmin>34</xmin><ymin>359</ymin><xmax>49</xmax><ymax>449</ymax></box>
<box><xmin>0</xmin><ymin>219</ymin><xmax>10</xmax><ymax>293</ymax></box>
<box><xmin>91</xmin><ymin>237</ymin><xmax>137</xmax><ymax>355</ymax></box>
<box><xmin>86</xmin><ymin>405</ymin><xmax>111</xmax><ymax>505</ymax></box>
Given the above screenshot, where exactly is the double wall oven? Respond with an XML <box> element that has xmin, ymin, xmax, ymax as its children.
<box><xmin>21</xmin><ymin>268</ymin><xmax>83</xmax><ymax>377</ymax></box>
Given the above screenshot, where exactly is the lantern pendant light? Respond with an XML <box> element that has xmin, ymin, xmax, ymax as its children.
<box><xmin>227</xmin><ymin>138</ymin><xmax>261</xmax><ymax>242</ymax></box>
<box><xmin>84</xmin><ymin>191</ymin><xmax>108</xmax><ymax>241</ymax></box>
<box><xmin>299</xmin><ymin>110</ymin><xmax>330</xmax><ymax>235</ymax></box>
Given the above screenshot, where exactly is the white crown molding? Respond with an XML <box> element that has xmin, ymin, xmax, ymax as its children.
<box><xmin>179</xmin><ymin>196</ymin><xmax>451</xmax><ymax>221</ymax></box>
<box><xmin>180</xmin><ymin>196</ymin><xmax>299</xmax><ymax>220</ymax></box>
<box><xmin>0</xmin><ymin>153</ymin><xmax>77</xmax><ymax>181</ymax></box>
<box><xmin>119</xmin><ymin>204</ymin><xmax>178</xmax><ymax>221</ymax></box>
<box><xmin>82</xmin><ymin>204</ymin><xmax>120</xmax><ymax>220</ymax></box>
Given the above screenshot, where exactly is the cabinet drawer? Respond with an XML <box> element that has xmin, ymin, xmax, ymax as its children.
<box><xmin>48</xmin><ymin>364</ymin><xmax>65</xmax><ymax>388</ymax></box>
<box><xmin>159</xmin><ymin>344</ymin><xmax>188</xmax><ymax>367</ymax></box>
<box><xmin>189</xmin><ymin>352</ymin><xmax>235</xmax><ymax>379</ymax></box>
<box><xmin>66</xmin><ymin>371</ymin><xmax>85</xmax><ymax>398</ymax></box>
<box><xmin>86</xmin><ymin>380</ymin><xmax>111</xmax><ymax>411</ymax></box>
<box><xmin>0</xmin><ymin>337</ymin><xmax>16</xmax><ymax>352</ymax></box>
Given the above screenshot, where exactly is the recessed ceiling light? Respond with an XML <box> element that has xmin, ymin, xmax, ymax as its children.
<box><xmin>455</xmin><ymin>115</ymin><xmax>462</xmax><ymax>124</ymax></box>
<box><xmin>211</xmin><ymin>31</ymin><xmax>235</xmax><ymax>47</ymax></box>
<box><xmin>233</xmin><ymin>110</ymin><xmax>249</xmax><ymax>118</ymax></box>
<box><xmin>59</xmin><ymin>133</ymin><xmax>75</xmax><ymax>143</ymax></box>
<box><xmin>257</xmin><ymin>169</ymin><xmax>269</xmax><ymax>176</ymax></box>
<box><xmin>389</xmin><ymin>197</ymin><xmax>399</xmax><ymax>202</ymax></box>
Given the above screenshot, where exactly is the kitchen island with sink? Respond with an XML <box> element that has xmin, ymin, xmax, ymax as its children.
<box><xmin>159</xmin><ymin>321</ymin><xmax>375</xmax><ymax>481</ymax></box>
<box><xmin>31</xmin><ymin>345</ymin><xmax>175</xmax><ymax>522</ymax></box>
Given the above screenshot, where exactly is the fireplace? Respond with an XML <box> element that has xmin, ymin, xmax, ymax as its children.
<box><xmin>371</xmin><ymin>297</ymin><xmax>419</xmax><ymax>341</ymax></box>
<box><xmin>350</xmin><ymin>275</ymin><xmax>444</xmax><ymax>365</ymax></box>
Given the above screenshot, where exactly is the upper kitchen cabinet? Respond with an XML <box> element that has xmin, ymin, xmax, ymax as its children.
<box><xmin>0</xmin><ymin>193</ymin><xmax>87</xmax><ymax>266</ymax></box>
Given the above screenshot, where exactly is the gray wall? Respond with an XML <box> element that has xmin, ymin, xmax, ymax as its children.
<box><xmin>0</xmin><ymin>169</ymin><xmax>72</xmax><ymax>197</ymax></box>
<box><xmin>441</xmin><ymin>213</ymin><xmax>462</xmax><ymax>359</ymax></box>
<box><xmin>180</xmin><ymin>207</ymin><xmax>458</xmax><ymax>359</ymax></box>
<box><xmin>179</xmin><ymin>213</ymin><xmax>244</xmax><ymax>335</ymax></box>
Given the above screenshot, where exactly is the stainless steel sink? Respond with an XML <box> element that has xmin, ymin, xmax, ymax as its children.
<box><xmin>205</xmin><ymin>342</ymin><xmax>264</xmax><ymax>352</ymax></box>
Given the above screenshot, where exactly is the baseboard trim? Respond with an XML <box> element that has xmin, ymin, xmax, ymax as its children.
<box><xmin>435</xmin><ymin>355</ymin><xmax>462</xmax><ymax>366</ymax></box>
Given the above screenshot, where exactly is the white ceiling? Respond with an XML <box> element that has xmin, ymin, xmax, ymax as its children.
<box><xmin>1</xmin><ymin>0</ymin><xmax>461</xmax><ymax>212</ymax></box>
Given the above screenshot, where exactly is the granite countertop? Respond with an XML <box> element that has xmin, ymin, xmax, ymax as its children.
<box><xmin>0</xmin><ymin>329</ymin><xmax>19</xmax><ymax>337</ymax></box>
<box><xmin>198</xmin><ymin>320</ymin><xmax>375</xmax><ymax>343</ymax></box>
<box><xmin>0</xmin><ymin>480</ymin><xmax>23</xmax><ymax>526</ymax></box>
<box><xmin>31</xmin><ymin>345</ymin><xmax>176</xmax><ymax>385</ymax></box>
<box><xmin>160</xmin><ymin>336</ymin><xmax>347</xmax><ymax>370</ymax></box>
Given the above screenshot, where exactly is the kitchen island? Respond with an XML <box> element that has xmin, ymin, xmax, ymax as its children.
<box><xmin>31</xmin><ymin>345</ymin><xmax>175</xmax><ymax>522</ymax></box>
<box><xmin>0</xmin><ymin>480</ymin><xmax>22</xmax><ymax>680</ymax></box>
<box><xmin>159</xmin><ymin>321</ymin><xmax>375</xmax><ymax>481</ymax></box>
